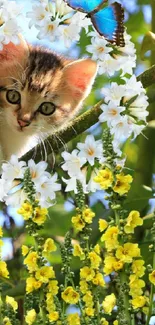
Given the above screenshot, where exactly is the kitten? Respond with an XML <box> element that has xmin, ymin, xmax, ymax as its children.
<box><xmin>0</xmin><ymin>36</ymin><xmax>97</xmax><ymax>164</ymax></box>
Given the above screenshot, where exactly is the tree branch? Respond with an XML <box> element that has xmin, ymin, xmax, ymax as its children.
<box><xmin>20</xmin><ymin>65</ymin><xmax>155</xmax><ymax>163</ymax></box>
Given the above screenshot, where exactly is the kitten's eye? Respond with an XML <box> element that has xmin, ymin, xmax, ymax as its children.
<box><xmin>6</xmin><ymin>90</ymin><xmax>21</xmax><ymax>104</ymax></box>
<box><xmin>39</xmin><ymin>102</ymin><xmax>56</xmax><ymax>116</ymax></box>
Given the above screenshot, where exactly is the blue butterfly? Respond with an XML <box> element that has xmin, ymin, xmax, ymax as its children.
<box><xmin>64</xmin><ymin>0</ymin><xmax>125</xmax><ymax>47</ymax></box>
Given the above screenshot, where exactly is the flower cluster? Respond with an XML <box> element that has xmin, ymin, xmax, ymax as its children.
<box><xmin>26</xmin><ymin>0</ymin><xmax>91</xmax><ymax>48</ymax></box>
<box><xmin>0</xmin><ymin>155</ymin><xmax>61</xmax><ymax>208</ymax></box>
<box><xmin>87</xmin><ymin>30</ymin><xmax>136</xmax><ymax>77</ymax></box>
<box><xmin>99</xmin><ymin>75</ymin><xmax>149</xmax><ymax>142</ymax></box>
<box><xmin>0</xmin><ymin>0</ymin><xmax>22</xmax><ymax>50</ymax></box>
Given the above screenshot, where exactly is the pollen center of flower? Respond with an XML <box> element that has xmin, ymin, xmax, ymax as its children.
<box><xmin>87</xmin><ymin>147</ymin><xmax>95</xmax><ymax>156</ymax></box>
<box><xmin>48</xmin><ymin>24</ymin><xmax>54</xmax><ymax>32</ymax></box>
<box><xmin>110</xmin><ymin>109</ymin><xmax>117</xmax><ymax>116</ymax></box>
<box><xmin>98</xmin><ymin>47</ymin><xmax>104</xmax><ymax>53</ymax></box>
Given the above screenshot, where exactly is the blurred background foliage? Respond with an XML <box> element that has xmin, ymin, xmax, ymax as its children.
<box><xmin>1</xmin><ymin>0</ymin><xmax>155</xmax><ymax>321</ymax></box>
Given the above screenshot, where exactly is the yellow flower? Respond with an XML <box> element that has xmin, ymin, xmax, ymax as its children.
<box><xmin>124</xmin><ymin>210</ymin><xmax>143</xmax><ymax>234</ymax></box>
<box><xmin>92</xmin><ymin>272</ymin><xmax>105</xmax><ymax>287</ymax></box>
<box><xmin>99</xmin><ymin>219</ymin><xmax>108</xmax><ymax>232</ymax></box>
<box><xmin>82</xmin><ymin>208</ymin><xmax>95</xmax><ymax>224</ymax></box>
<box><xmin>43</xmin><ymin>238</ymin><xmax>57</xmax><ymax>255</ymax></box>
<box><xmin>72</xmin><ymin>215</ymin><xmax>85</xmax><ymax>231</ymax></box>
<box><xmin>83</xmin><ymin>291</ymin><xmax>93</xmax><ymax>307</ymax></box>
<box><xmin>113</xmin><ymin>173</ymin><xmax>133</xmax><ymax>196</ymax></box>
<box><xmin>102</xmin><ymin>293</ymin><xmax>116</xmax><ymax>314</ymax></box>
<box><xmin>94</xmin><ymin>244</ymin><xmax>100</xmax><ymax>255</ymax></box>
<box><xmin>88</xmin><ymin>251</ymin><xmax>101</xmax><ymax>269</ymax></box>
<box><xmin>131</xmin><ymin>296</ymin><xmax>146</xmax><ymax>309</ymax></box>
<box><xmin>0</xmin><ymin>261</ymin><xmax>9</xmax><ymax>278</ymax></box>
<box><xmin>3</xmin><ymin>317</ymin><xmax>12</xmax><ymax>325</ymax></box>
<box><xmin>32</xmin><ymin>207</ymin><xmax>47</xmax><ymax>225</ymax></box>
<box><xmin>0</xmin><ymin>226</ymin><xmax>3</xmax><ymax>237</ymax></box>
<box><xmin>61</xmin><ymin>286</ymin><xmax>79</xmax><ymax>304</ymax></box>
<box><xmin>116</xmin><ymin>243</ymin><xmax>140</xmax><ymax>263</ymax></box>
<box><xmin>46</xmin><ymin>293</ymin><xmax>55</xmax><ymax>312</ymax></box>
<box><xmin>103</xmin><ymin>256</ymin><xmax>123</xmax><ymax>275</ymax></box>
<box><xmin>48</xmin><ymin>280</ymin><xmax>59</xmax><ymax>295</ymax></box>
<box><xmin>132</xmin><ymin>260</ymin><xmax>145</xmax><ymax>278</ymax></box>
<box><xmin>67</xmin><ymin>313</ymin><xmax>80</xmax><ymax>325</ymax></box>
<box><xmin>17</xmin><ymin>202</ymin><xmax>33</xmax><ymax>220</ymax></box>
<box><xmin>35</xmin><ymin>266</ymin><xmax>55</xmax><ymax>283</ymax></box>
<box><xmin>85</xmin><ymin>307</ymin><xmax>95</xmax><ymax>317</ymax></box>
<box><xmin>25</xmin><ymin>309</ymin><xmax>36</xmax><ymax>325</ymax></box>
<box><xmin>73</xmin><ymin>244</ymin><xmax>85</xmax><ymax>260</ymax></box>
<box><xmin>22</xmin><ymin>245</ymin><xmax>29</xmax><ymax>257</ymax></box>
<box><xmin>0</xmin><ymin>239</ymin><xmax>4</xmax><ymax>247</ymax></box>
<box><xmin>113</xmin><ymin>321</ymin><xmax>118</xmax><ymax>325</ymax></box>
<box><xmin>101</xmin><ymin>318</ymin><xmax>109</xmax><ymax>325</ymax></box>
<box><xmin>26</xmin><ymin>277</ymin><xmax>42</xmax><ymax>294</ymax></box>
<box><xmin>24</xmin><ymin>252</ymin><xmax>38</xmax><ymax>273</ymax></box>
<box><xmin>80</xmin><ymin>266</ymin><xmax>95</xmax><ymax>281</ymax></box>
<box><xmin>129</xmin><ymin>275</ymin><xmax>145</xmax><ymax>297</ymax></box>
<box><xmin>149</xmin><ymin>270</ymin><xmax>155</xmax><ymax>285</ymax></box>
<box><xmin>80</xmin><ymin>280</ymin><xmax>88</xmax><ymax>294</ymax></box>
<box><xmin>6</xmin><ymin>296</ymin><xmax>18</xmax><ymax>312</ymax></box>
<box><xmin>94</xmin><ymin>168</ymin><xmax>114</xmax><ymax>190</ymax></box>
<box><xmin>101</xmin><ymin>227</ymin><xmax>119</xmax><ymax>251</ymax></box>
<box><xmin>48</xmin><ymin>311</ymin><xmax>59</xmax><ymax>322</ymax></box>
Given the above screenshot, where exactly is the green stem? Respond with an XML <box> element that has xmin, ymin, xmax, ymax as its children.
<box><xmin>0</xmin><ymin>276</ymin><xmax>14</xmax><ymax>288</ymax></box>
<box><xmin>146</xmin><ymin>251</ymin><xmax>155</xmax><ymax>325</ymax></box>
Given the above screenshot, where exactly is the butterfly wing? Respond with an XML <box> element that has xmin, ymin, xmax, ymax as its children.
<box><xmin>64</xmin><ymin>0</ymin><xmax>107</xmax><ymax>13</ymax></box>
<box><xmin>91</xmin><ymin>2</ymin><xmax>125</xmax><ymax>46</ymax></box>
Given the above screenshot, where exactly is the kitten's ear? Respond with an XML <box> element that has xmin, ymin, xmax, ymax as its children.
<box><xmin>63</xmin><ymin>59</ymin><xmax>98</xmax><ymax>98</ymax></box>
<box><xmin>0</xmin><ymin>35</ymin><xmax>29</xmax><ymax>62</ymax></box>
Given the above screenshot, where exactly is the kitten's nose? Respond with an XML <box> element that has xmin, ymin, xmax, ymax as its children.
<box><xmin>18</xmin><ymin>119</ymin><xmax>30</xmax><ymax>127</ymax></box>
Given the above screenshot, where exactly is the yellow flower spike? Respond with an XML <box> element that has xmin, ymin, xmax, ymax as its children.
<box><xmin>48</xmin><ymin>311</ymin><xmax>59</xmax><ymax>322</ymax></box>
<box><xmin>94</xmin><ymin>244</ymin><xmax>100</xmax><ymax>255</ymax></box>
<box><xmin>113</xmin><ymin>321</ymin><xmax>118</xmax><ymax>325</ymax></box>
<box><xmin>35</xmin><ymin>266</ymin><xmax>55</xmax><ymax>283</ymax></box>
<box><xmin>101</xmin><ymin>318</ymin><xmax>109</xmax><ymax>325</ymax></box>
<box><xmin>132</xmin><ymin>260</ymin><xmax>145</xmax><ymax>278</ymax></box>
<box><xmin>103</xmin><ymin>256</ymin><xmax>117</xmax><ymax>275</ymax></box>
<box><xmin>72</xmin><ymin>215</ymin><xmax>85</xmax><ymax>231</ymax></box>
<box><xmin>101</xmin><ymin>226</ymin><xmax>119</xmax><ymax>251</ymax></box>
<box><xmin>92</xmin><ymin>272</ymin><xmax>105</xmax><ymax>287</ymax></box>
<box><xmin>94</xmin><ymin>168</ymin><xmax>114</xmax><ymax>190</ymax></box>
<box><xmin>67</xmin><ymin>313</ymin><xmax>80</xmax><ymax>325</ymax></box>
<box><xmin>124</xmin><ymin>210</ymin><xmax>143</xmax><ymax>234</ymax></box>
<box><xmin>32</xmin><ymin>207</ymin><xmax>47</xmax><ymax>225</ymax></box>
<box><xmin>80</xmin><ymin>266</ymin><xmax>95</xmax><ymax>281</ymax></box>
<box><xmin>26</xmin><ymin>277</ymin><xmax>42</xmax><ymax>294</ymax></box>
<box><xmin>149</xmin><ymin>270</ymin><xmax>155</xmax><ymax>284</ymax></box>
<box><xmin>0</xmin><ymin>261</ymin><xmax>9</xmax><ymax>278</ymax></box>
<box><xmin>46</xmin><ymin>293</ymin><xmax>56</xmax><ymax>312</ymax></box>
<box><xmin>113</xmin><ymin>173</ymin><xmax>133</xmax><ymax>196</ymax></box>
<box><xmin>21</xmin><ymin>245</ymin><xmax>29</xmax><ymax>257</ymax></box>
<box><xmin>25</xmin><ymin>309</ymin><xmax>36</xmax><ymax>325</ymax></box>
<box><xmin>82</xmin><ymin>208</ymin><xmax>95</xmax><ymax>224</ymax></box>
<box><xmin>99</xmin><ymin>219</ymin><xmax>108</xmax><ymax>232</ymax></box>
<box><xmin>3</xmin><ymin>317</ymin><xmax>12</xmax><ymax>325</ymax></box>
<box><xmin>17</xmin><ymin>202</ymin><xmax>33</xmax><ymax>220</ymax></box>
<box><xmin>83</xmin><ymin>291</ymin><xmax>93</xmax><ymax>307</ymax></box>
<box><xmin>73</xmin><ymin>244</ymin><xmax>85</xmax><ymax>260</ymax></box>
<box><xmin>0</xmin><ymin>226</ymin><xmax>3</xmax><ymax>237</ymax></box>
<box><xmin>102</xmin><ymin>293</ymin><xmax>116</xmax><ymax>314</ymax></box>
<box><xmin>61</xmin><ymin>286</ymin><xmax>79</xmax><ymax>304</ymax></box>
<box><xmin>85</xmin><ymin>307</ymin><xmax>95</xmax><ymax>317</ymax></box>
<box><xmin>88</xmin><ymin>251</ymin><xmax>101</xmax><ymax>269</ymax></box>
<box><xmin>129</xmin><ymin>275</ymin><xmax>145</xmax><ymax>297</ymax></box>
<box><xmin>24</xmin><ymin>252</ymin><xmax>38</xmax><ymax>273</ymax></box>
<box><xmin>6</xmin><ymin>296</ymin><xmax>18</xmax><ymax>312</ymax></box>
<box><xmin>116</xmin><ymin>243</ymin><xmax>140</xmax><ymax>263</ymax></box>
<box><xmin>48</xmin><ymin>280</ymin><xmax>59</xmax><ymax>295</ymax></box>
<box><xmin>131</xmin><ymin>295</ymin><xmax>146</xmax><ymax>309</ymax></box>
<box><xmin>43</xmin><ymin>238</ymin><xmax>57</xmax><ymax>255</ymax></box>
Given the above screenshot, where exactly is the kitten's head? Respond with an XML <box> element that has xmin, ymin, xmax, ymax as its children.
<box><xmin>0</xmin><ymin>36</ymin><xmax>97</xmax><ymax>137</ymax></box>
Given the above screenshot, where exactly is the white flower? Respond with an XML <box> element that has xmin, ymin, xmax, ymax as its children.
<box><xmin>2</xmin><ymin>1</ymin><xmax>23</xmax><ymax>18</ymax></box>
<box><xmin>86</xmin><ymin>34</ymin><xmax>112</xmax><ymax>61</ymax></box>
<box><xmin>99</xmin><ymin>102</ymin><xmax>125</xmax><ymax>127</ymax></box>
<box><xmin>55</xmin><ymin>0</ymin><xmax>73</xmax><ymax>16</ymax></box>
<box><xmin>58</xmin><ymin>23</ymin><xmax>81</xmax><ymax>47</ymax></box>
<box><xmin>28</xmin><ymin>160</ymin><xmax>50</xmax><ymax>185</ymax></box>
<box><xmin>27</xmin><ymin>5</ymin><xmax>51</xmax><ymax>28</ymax></box>
<box><xmin>37</xmin><ymin>17</ymin><xmax>60</xmax><ymax>41</ymax></box>
<box><xmin>97</xmin><ymin>54</ymin><xmax>120</xmax><ymax>76</ymax></box>
<box><xmin>35</xmin><ymin>173</ymin><xmax>61</xmax><ymax>207</ymax></box>
<box><xmin>0</xmin><ymin>179</ymin><xmax>6</xmax><ymax>201</ymax></box>
<box><xmin>0</xmin><ymin>19</ymin><xmax>21</xmax><ymax>45</ymax></box>
<box><xmin>124</xmin><ymin>75</ymin><xmax>145</xmax><ymax>97</ymax></box>
<box><xmin>77</xmin><ymin>135</ymin><xmax>103</xmax><ymax>166</ymax></box>
<box><xmin>4</xmin><ymin>184</ymin><xmax>27</xmax><ymax>207</ymax></box>
<box><xmin>101</xmin><ymin>82</ymin><xmax>126</xmax><ymax>105</ymax></box>
<box><xmin>87</xmin><ymin>169</ymin><xmax>101</xmax><ymax>192</ymax></box>
<box><xmin>61</xmin><ymin>149</ymin><xmax>86</xmax><ymax>177</ymax></box>
<box><xmin>112</xmin><ymin>140</ymin><xmax>122</xmax><ymax>156</ymax></box>
<box><xmin>62</xmin><ymin>176</ymin><xmax>78</xmax><ymax>194</ymax></box>
<box><xmin>1</xmin><ymin>155</ymin><xmax>26</xmax><ymax>182</ymax></box>
<box><xmin>111</xmin><ymin>116</ymin><xmax>132</xmax><ymax>140</ymax></box>
<box><xmin>129</xmin><ymin>120</ymin><xmax>146</xmax><ymax>139</ymax></box>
